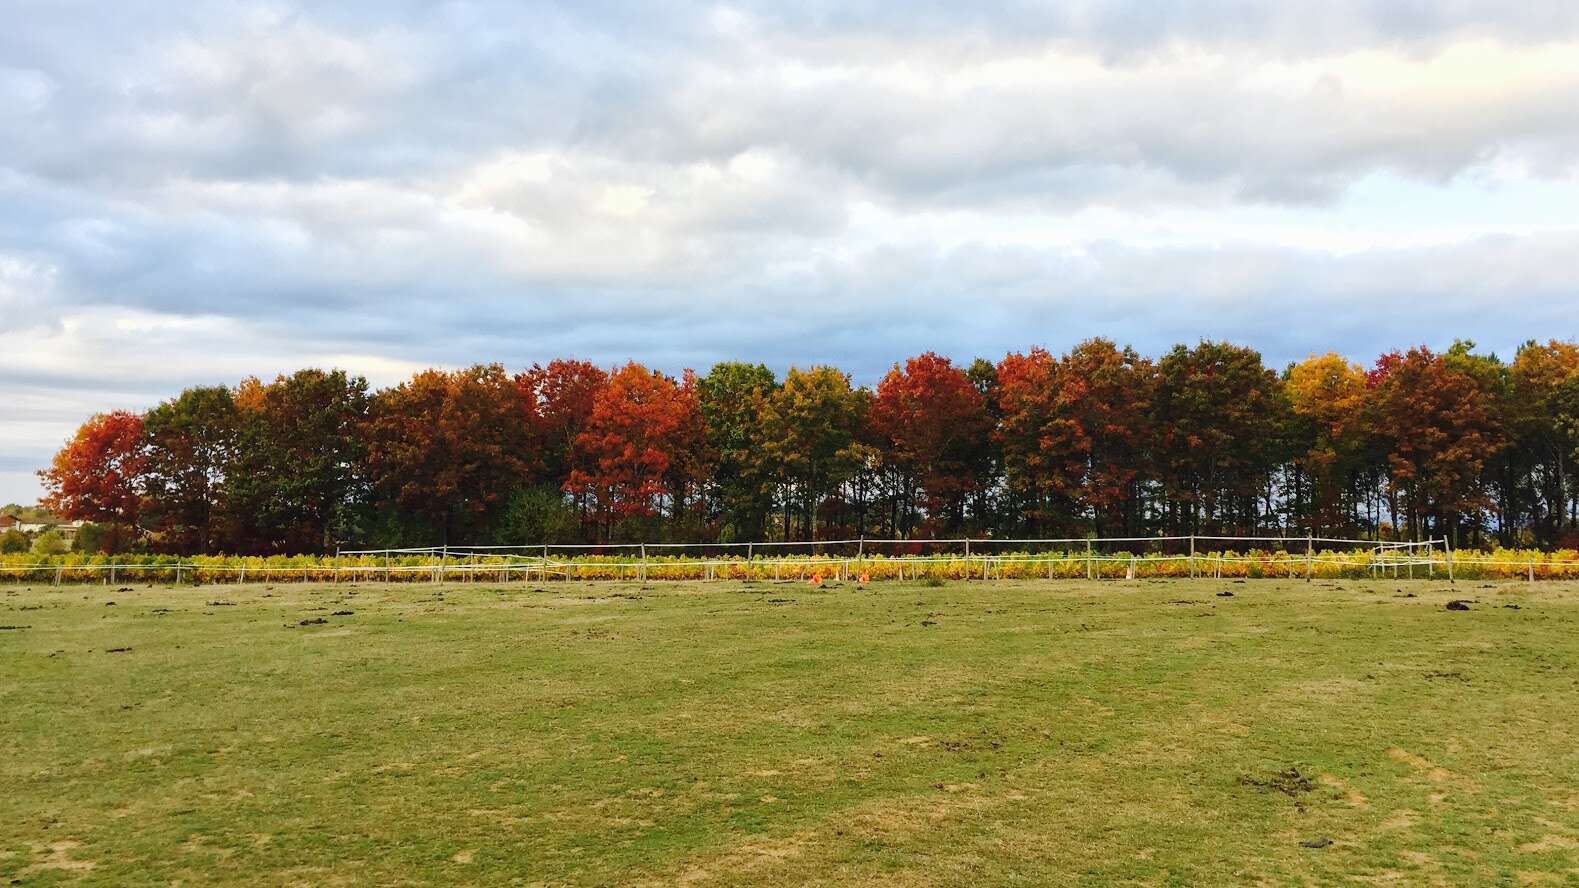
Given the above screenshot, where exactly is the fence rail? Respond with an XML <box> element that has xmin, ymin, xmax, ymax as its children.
<box><xmin>7</xmin><ymin>535</ymin><xmax>1579</xmax><ymax>585</ymax></box>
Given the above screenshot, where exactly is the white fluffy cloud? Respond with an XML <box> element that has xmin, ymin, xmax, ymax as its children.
<box><xmin>2</xmin><ymin>1</ymin><xmax>1578</xmax><ymax>502</ymax></box>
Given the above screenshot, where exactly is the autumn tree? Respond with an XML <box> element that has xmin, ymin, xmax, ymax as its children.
<box><xmin>870</xmin><ymin>353</ymin><xmax>990</xmax><ymax>535</ymax></box>
<box><xmin>1368</xmin><ymin>346</ymin><xmax>1507</xmax><ymax>544</ymax></box>
<box><xmin>142</xmin><ymin>386</ymin><xmax>240</xmax><ymax>553</ymax></box>
<box><xmin>1446</xmin><ymin>342</ymin><xmax>1514</xmax><ymax>543</ymax></box>
<box><xmin>665</xmin><ymin>371</ymin><xmax>711</xmax><ymax>539</ymax></box>
<box><xmin>757</xmin><ymin>366</ymin><xmax>870</xmax><ymax>540</ymax></box>
<box><xmin>1284</xmin><ymin>354</ymin><xmax>1371</xmax><ymax>534</ymax></box>
<box><xmin>1153</xmin><ymin>342</ymin><xmax>1292</xmax><ymax>534</ymax></box>
<box><xmin>1053</xmin><ymin>339</ymin><xmax>1155</xmax><ymax>536</ymax></box>
<box><xmin>962</xmin><ymin>358</ymin><xmax>1004</xmax><ymax>530</ymax></box>
<box><xmin>565</xmin><ymin>362</ymin><xmax>703</xmax><ymax>541</ymax></box>
<box><xmin>994</xmin><ymin>341</ymin><xmax>1153</xmax><ymax>535</ymax></box>
<box><xmin>1556</xmin><ymin>374</ymin><xmax>1579</xmax><ymax>535</ymax></box>
<box><xmin>34</xmin><ymin>339</ymin><xmax>1579</xmax><ymax>550</ymax></box>
<box><xmin>39</xmin><ymin>411</ymin><xmax>146</xmax><ymax>552</ymax></box>
<box><xmin>995</xmin><ymin>347</ymin><xmax>1060</xmax><ymax>533</ymax></box>
<box><xmin>226</xmin><ymin>369</ymin><xmax>370</xmax><ymax>553</ymax></box>
<box><xmin>697</xmin><ymin>362</ymin><xmax>778</xmax><ymax>540</ymax></box>
<box><xmin>516</xmin><ymin>359</ymin><xmax>608</xmax><ymax>490</ymax></box>
<box><xmin>364</xmin><ymin>365</ymin><xmax>533</xmax><ymax>545</ymax></box>
<box><xmin>1507</xmin><ymin>341</ymin><xmax>1579</xmax><ymax>543</ymax></box>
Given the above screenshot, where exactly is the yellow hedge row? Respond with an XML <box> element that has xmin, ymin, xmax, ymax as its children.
<box><xmin>3</xmin><ymin>548</ymin><xmax>1577</xmax><ymax>584</ymax></box>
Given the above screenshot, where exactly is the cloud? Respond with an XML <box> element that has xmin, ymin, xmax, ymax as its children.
<box><xmin>3</xmin><ymin>1</ymin><xmax>1579</xmax><ymax>502</ymax></box>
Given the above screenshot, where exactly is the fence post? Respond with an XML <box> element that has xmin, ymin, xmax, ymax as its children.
<box><xmin>1189</xmin><ymin>535</ymin><xmax>1196</xmax><ymax>579</ymax></box>
<box><xmin>1305</xmin><ymin>532</ymin><xmax>1313</xmax><ymax>582</ymax></box>
<box><xmin>964</xmin><ymin>537</ymin><xmax>971</xmax><ymax>581</ymax></box>
<box><xmin>640</xmin><ymin>543</ymin><xmax>647</xmax><ymax>582</ymax></box>
<box><xmin>1529</xmin><ymin>558</ymin><xmax>1535</xmax><ymax>584</ymax></box>
<box><xmin>1445</xmin><ymin>539</ymin><xmax>1454</xmax><ymax>584</ymax></box>
<box><xmin>1086</xmin><ymin>536</ymin><xmax>1093</xmax><ymax>581</ymax></box>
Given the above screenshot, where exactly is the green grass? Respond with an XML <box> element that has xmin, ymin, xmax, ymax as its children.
<box><xmin>3</xmin><ymin>577</ymin><xmax>1578</xmax><ymax>886</ymax></box>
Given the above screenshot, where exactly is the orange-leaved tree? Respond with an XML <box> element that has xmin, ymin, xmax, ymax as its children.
<box><xmin>995</xmin><ymin>347</ymin><xmax>1060</xmax><ymax>533</ymax></box>
<box><xmin>1368</xmin><ymin>346</ymin><xmax>1507</xmax><ymax>544</ymax></box>
<box><xmin>565</xmin><ymin>362</ymin><xmax>704</xmax><ymax>540</ymax></box>
<box><xmin>364</xmin><ymin>364</ymin><xmax>533</xmax><ymax>545</ymax></box>
<box><xmin>39</xmin><ymin>410</ymin><xmax>147</xmax><ymax>551</ymax></box>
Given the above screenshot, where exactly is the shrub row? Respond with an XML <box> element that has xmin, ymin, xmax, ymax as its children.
<box><xmin>3</xmin><ymin>549</ymin><xmax>1577</xmax><ymax>584</ymax></box>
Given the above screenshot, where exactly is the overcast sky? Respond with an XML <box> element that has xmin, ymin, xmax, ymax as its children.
<box><xmin>4</xmin><ymin>2</ymin><xmax>1579</xmax><ymax>503</ymax></box>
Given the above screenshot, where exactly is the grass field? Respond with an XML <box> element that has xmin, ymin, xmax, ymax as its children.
<box><xmin>4</xmin><ymin>577</ymin><xmax>1578</xmax><ymax>886</ymax></box>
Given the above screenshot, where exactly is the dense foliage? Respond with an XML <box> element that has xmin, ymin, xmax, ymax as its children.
<box><xmin>37</xmin><ymin>339</ymin><xmax>1579</xmax><ymax>553</ymax></box>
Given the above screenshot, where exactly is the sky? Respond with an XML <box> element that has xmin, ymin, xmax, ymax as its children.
<box><xmin>4</xmin><ymin>2</ymin><xmax>1579</xmax><ymax>504</ymax></box>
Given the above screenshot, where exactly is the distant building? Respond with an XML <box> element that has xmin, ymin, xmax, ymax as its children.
<box><xmin>0</xmin><ymin>515</ymin><xmax>18</xmax><ymax>531</ymax></box>
<box><xmin>13</xmin><ymin>519</ymin><xmax>84</xmax><ymax>540</ymax></box>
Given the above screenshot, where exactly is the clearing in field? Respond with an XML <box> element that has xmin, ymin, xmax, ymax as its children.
<box><xmin>3</xmin><ymin>578</ymin><xmax>1578</xmax><ymax>885</ymax></box>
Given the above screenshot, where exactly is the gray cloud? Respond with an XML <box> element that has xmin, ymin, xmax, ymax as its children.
<box><xmin>3</xmin><ymin>1</ymin><xmax>1579</xmax><ymax>501</ymax></box>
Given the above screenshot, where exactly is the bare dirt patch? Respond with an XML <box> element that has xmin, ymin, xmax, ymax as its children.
<box><xmin>1517</xmin><ymin>835</ymin><xmax>1579</xmax><ymax>853</ymax></box>
<box><xmin>1319</xmin><ymin>773</ymin><xmax>1369</xmax><ymax>807</ymax></box>
<box><xmin>23</xmin><ymin>840</ymin><xmax>96</xmax><ymax>874</ymax></box>
<box><xmin>1386</xmin><ymin>747</ymin><xmax>1456</xmax><ymax>783</ymax></box>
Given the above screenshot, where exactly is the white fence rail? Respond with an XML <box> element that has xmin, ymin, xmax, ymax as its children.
<box><xmin>0</xmin><ymin>535</ymin><xmax>1512</xmax><ymax>585</ymax></box>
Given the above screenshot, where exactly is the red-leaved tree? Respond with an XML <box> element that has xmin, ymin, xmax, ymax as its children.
<box><xmin>39</xmin><ymin>411</ymin><xmax>147</xmax><ymax>550</ymax></box>
<box><xmin>870</xmin><ymin>352</ymin><xmax>989</xmax><ymax>534</ymax></box>
<box><xmin>516</xmin><ymin>359</ymin><xmax>608</xmax><ymax>492</ymax></box>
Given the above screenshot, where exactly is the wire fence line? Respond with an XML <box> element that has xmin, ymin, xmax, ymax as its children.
<box><xmin>336</xmin><ymin>535</ymin><xmax>1432</xmax><ymax>555</ymax></box>
<box><xmin>10</xmin><ymin>535</ymin><xmax>1573</xmax><ymax>585</ymax></box>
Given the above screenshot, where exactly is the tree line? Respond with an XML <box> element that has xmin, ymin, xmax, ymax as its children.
<box><xmin>37</xmin><ymin>339</ymin><xmax>1579</xmax><ymax>555</ymax></box>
